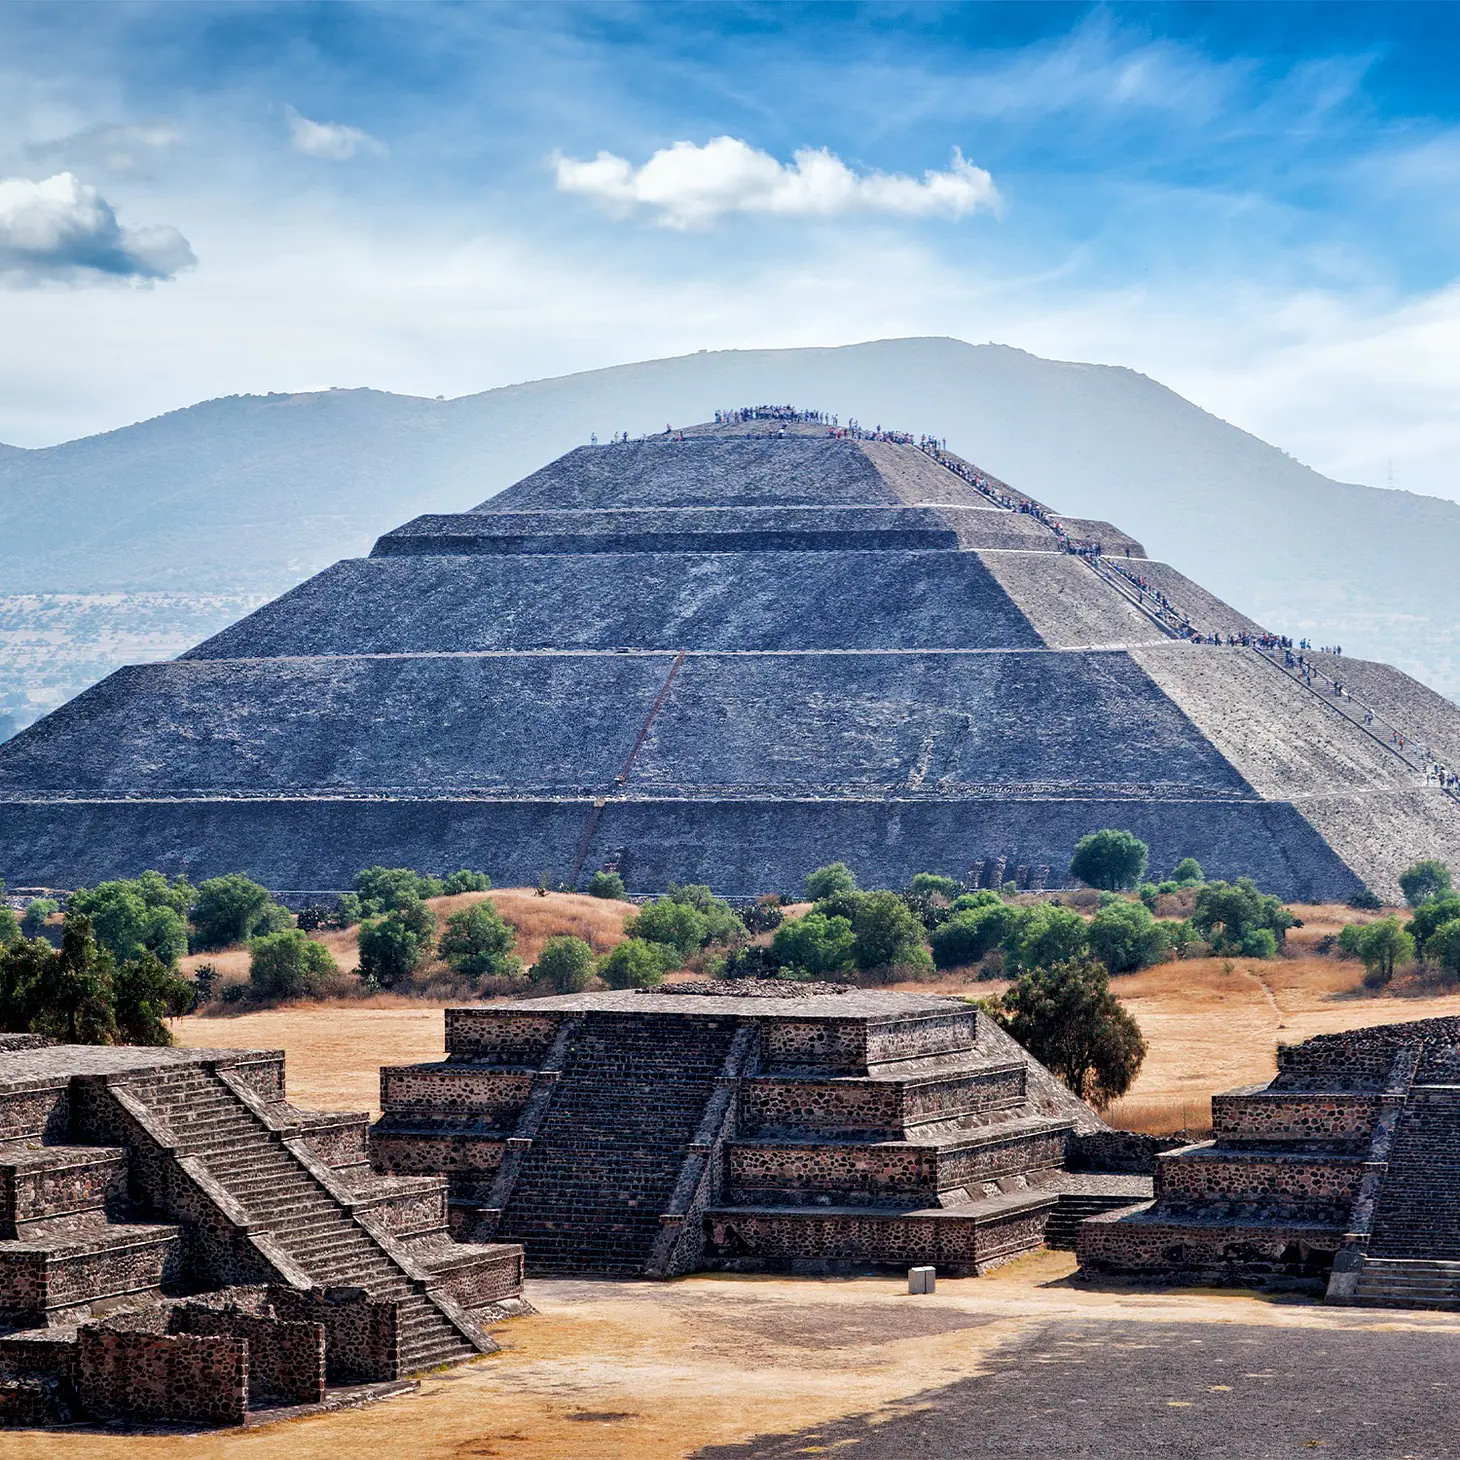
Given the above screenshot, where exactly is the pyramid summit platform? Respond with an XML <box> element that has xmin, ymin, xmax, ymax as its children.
<box><xmin>1</xmin><ymin>409</ymin><xmax>1458</xmax><ymax>899</ymax></box>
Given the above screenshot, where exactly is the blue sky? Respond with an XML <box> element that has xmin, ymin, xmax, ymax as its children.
<box><xmin>2</xmin><ymin>2</ymin><xmax>1459</xmax><ymax>500</ymax></box>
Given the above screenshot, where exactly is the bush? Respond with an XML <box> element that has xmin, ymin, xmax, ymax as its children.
<box><xmin>19</xmin><ymin>898</ymin><xmax>57</xmax><ymax>938</ymax></box>
<box><xmin>353</xmin><ymin>866</ymin><xmax>446</xmax><ymax>915</ymax></box>
<box><xmin>0</xmin><ymin>907</ymin><xmax>17</xmax><ymax>947</ymax></box>
<box><xmin>722</xmin><ymin>945</ymin><xmax>782</xmax><ymax>979</ymax></box>
<box><xmin>851</xmin><ymin>891</ymin><xmax>931</xmax><ymax>976</ymax></box>
<box><xmin>1240</xmin><ymin>927</ymin><xmax>1279</xmax><ymax>959</ymax></box>
<box><xmin>190</xmin><ymin>874</ymin><xmax>276</xmax><ymax>950</ymax></box>
<box><xmin>663</xmin><ymin>884</ymin><xmax>745</xmax><ymax>945</ymax></box>
<box><xmin>1352</xmin><ymin>917</ymin><xmax>1414</xmax><ymax>988</ymax></box>
<box><xmin>598</xmin><ymin>938</ymin><xmax>675</xmax><ymax>989</ymax></box>
<box><xmin>358</xmin><ymin>911</ymin><xmax>433</xmax><ymax>988</ymax></box>
<box><xmin>23</xmin><ymin>916</ymin><xmax>118</xmax><ymax>1045</ymax></box>
<box><xmin>1088</xmin><ymin>900</ymin><xmax>1170</xmax><ymax>974</ymax></box>
<box><xmin>1407</xmin><ymin>894</ymin><xmax>1460</xmax><ymax>950</ymax></box>
<box><xmin>192</xmin><ymin>962</ymin><xmax>218</xmax><ymax>1003</ymax></box>
<box><xmin>1003</xmin><ymin>904</ymin><xmax>1090</xmax><ymax>973</ymax></box>
<box><xmin>739</xmin><ymin>897</ymin><xmax>784</xmax><ymax>935</ymax></box>
<box><xmin>909</xmin><ymin>872</ymin><xmax>960</xmax><ymax>900</ymax></box>
<box><xmin>1171</xmin><ymin>858</ymin><xmax>1204</xmax><ymax>886</ymax></box>
<box><xmin>1069</xmin><ymin>830</ymin><xmax>1149</xmax><ymax>892</ymax></box>
<box><xmin>1191</xmin><ymin>879</ymin><xmax>1293</xmax><ymax>956</ymax></box>
<box><xmin>248</xmin><ymin>931</ymin><xmax>338</xmax><ymax>1001</ymax></box>
<box><xmin>771</xmin><ymin>911</ymin><xmax>855</xmax><ymax>978</ymax></box>
<box><xmin>804</xmin><ymin>862</ymin><xmax>858</xmax><ymax>902</ymax></box>
<box><xmin>930</xmin><ymin>904</ymin><xmax>1018</xmax><ymax>969</ymax></box>
<box><xmin>113</xmin><ymin>953</ymin><xmax>193</xmax><ymax>1043</ymax></box>
<box><xmin>987</xmin><ymin>958</ymin><xmax>1146</xmax><ymax>1107</ymax></box>
<box><xmin>950</xmin><ymin>891</ymin><xmax>1003</xmax><ymax>914</ymax></box>
<box><xmin>70</xmin><ymin>875</ymin><xmax>194</xmax><ymax>967</ymax></box>
<box><xmin>335</xmin><ymin>892</ymin><xmax>363</xmax><ymax>928</ymax></box>
<box><xmin>443</xmin><ymin>870</ymin><xmax>492</xmax><ymax>894</ymax></box>
<box><xmin>1399</xmin><ymin>859</ymin><xmax>1453</xmax><ymax>908</ymax></box>
<box><xmin>533</xmin><ymin>935</ymin><xmax>595</xmax><ymax>992</ymax></box>
<box><xmin>1347</xmin><ymin>887</ymin><xmax>1383</xmax><ymax>911</ymax></box>
<box><xmin>587</xmin><ymin>870</ymin><xmax>627</xmax><ymax>900</ymax></box>
<box><xmin>628</xmin><ymin>900</ymin><xmax>709</xmax><ymax>959</ymax></box>
<box><xmin>1425</xmin><ymin>919</ymin><xmax>1460</xmax><ymax>978</ymax></box>
<box><xmin>438</xmin><ymin>903</ymin><xmax>519</xmax><ymax>980</ymax></box>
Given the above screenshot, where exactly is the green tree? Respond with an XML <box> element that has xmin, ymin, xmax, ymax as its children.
<box><xmin>908</xmin><ymin>873</ymin><xmax>960</xmax><ymax>900</ymax></box>
<box><xmin>1406</xmin><ymin>894</ymin><xmax>1460</xmax><ymax>950</ymax></box>
<box><xmin>334</xmin><ymin>893</ymin><xmax>363</xmax><ymax>928</ymax></box>
<box><xmin>628</xmin><ymin>900</ymin><xmax>709</xmax><ymax>960</ymax></box>
<box><xmin>1171</xmin><ymin>858</ymin><xmax>1205</xmax><ymax>886</ymax></box>
<box><xmin>0</xmin><ymin>937</ymin><xmax>50</xmax><ymax>1031</ymax></box>
<box><xmin>29</xmin><ymin>915</ymin><xmax>117</xmax><ymax>1045</ymax></box>
<box><xmin>930</xmin><ymin>904</ymin><xmax>1018</xmax><ymax>969</ymax></box>
<box><xmin>989</xmin><ymin>958</ymin><xmax>1147</xmax><ymax>1108</ymax></box>
<box><xmin>1353</xmin><ymin>917</ymin><xmax>1414</xmax><ymax>988</ymax></box>
<box><xmin>113</xmin><ymin>952</ymin><xmax>193</xmax><ymax>1044</ymax></box>
<box><xmin>771</xmin><ymin>911</ymin><xmax>855</xmax><ymax>977</ymax></box>
<box><xmin>190</xmin><ymin>874</ymin><xmax>276</xmax><ymax>950</ymax></box>
<box><xmin>598</xmin><ymin>938</ymin><xmax>675</xmax><ymax>990</ymax></box>
<box><xmin>1087</xmin><ymin>900</ymin><xmax>1170</xmax><ymax>974</ymax></box>
<box><xmin>1003</xmin><ymin>904</ymin><xmax>1090</xmax><ymax>973</ymax></box>
<box><xmin>0</xmin><ymin>907</ymin><xmax>18</xmax><ymax>947</ymax></box>
<box><xmin>533</xmin><ymin>935</ymin><xmax>596</xmax><ymax>993</ymax></box>
<box><xmin>353</xmin><ymin>866</ymin><xmax>446</xmax><ymax>914</ymax></box>
<box><xmin>249</xmin><ymin>930</ymin><xmax>339</xmax><ymax>1001</ymax></box>
<box><xmin>851</xmin><ymin>891</ymin><xmax>932</xmax><ymax>976</ymax></box>
<box><xmin>1399</xmin><ymin>860</ymin><xmax>1453</xmax><ymax>908</ymax></box>
<box><xmin>70</xmin><ymin>875</ymin><xmax>192</xmax><ymax>967</ymax></box>
<box><xmin>19</xmin><ymin>898</ymin><xmax>58</xmax><ymax>938</ymax></box>
<box><xmin>950</xmin><ymin>891</ymin><xmax>1003</xmax><ymax>914</ymax></box>
<box><xmin>587</xmin><ymin>870</ymin><xmax>627</xmax><ymax>900</ymax></box>
<box><xmin>358</xmin><ymin>912</ymin><xmax>433</xmax><ymax>989</ymax></box>
<box><xmin>438</xmin><ymin>903</ymin><xmax>519</xmax><ymax>980</ymax></box>
<box><xmin>1069</xmin><ymin>830</ymin><xmax>1150</xmax><ymax>891</ymax></box>
<box><xmin>1424</xmin><ymin>920</ymin><xmax>1460</xmax><ymax>978</ymax></box>
<box><xmin>804</xmin><ymin>862</ymin><xmax>858</xmax><ymax>902</ymax></box>
<box><xmin>1191</xmin><ymin>879</ymin><xmax>1294</xmax><ymax>957</ymax></box>
<box><xmin>443</xmin><ymin>869</ymin><xmax>492</xmax><ymax>894</ymax></box>
<box><xmin>664</xmin><ymin>884</ymin><xmax>745</xmax><ymax>945</ymax></box>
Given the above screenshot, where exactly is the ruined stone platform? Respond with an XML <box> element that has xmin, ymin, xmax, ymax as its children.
<box><xmin>0</xmin><ymin>1041</ymin><xmax>526</xmax><ymax>1428</ymax></box>
<box><xmin>371</xmin><ymin>989</ymin><xmax>1107</xmax><ymax>1278</ymax></box>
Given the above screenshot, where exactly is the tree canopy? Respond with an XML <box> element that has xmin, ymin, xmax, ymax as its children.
<box><xmin>1069</xmin><ymin>829</ymin><xmax>1149</xmax><ymax>891</ymax></box>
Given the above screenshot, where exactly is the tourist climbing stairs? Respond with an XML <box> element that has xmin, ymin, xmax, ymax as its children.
<box><xmin>124</xmin><ymin>1064</ymin><xmax>479</xmax><ymax>1372</ymax></box>
<box><xmin>496</xmin><ymin>1014</ymin><xmax>738</xmax><ymax>1273</ymax></box>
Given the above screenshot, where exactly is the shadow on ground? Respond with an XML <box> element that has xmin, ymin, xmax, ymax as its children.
<box><xmin>696</xmin><ymin>1317</ymin><xmax>1460</xmax><ymax>1459</ymax></box>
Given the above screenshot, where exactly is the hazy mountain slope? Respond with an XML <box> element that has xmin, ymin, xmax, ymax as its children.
<box><xmin>1</xmin><ymin>338</ymin><xmax>1456</xmax><ymax>728</ymax></box>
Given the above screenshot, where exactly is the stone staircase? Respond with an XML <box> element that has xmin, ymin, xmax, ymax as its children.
<box><xmin>1369</xmin><ymin>1088</ymin><xmax>1460</xmax><ymax>1262</ymax></box>
<box><xmin>1042</xmin><ymin>1191</ymin><xmax>1148</xmax><ymax>1250</ymax></box>
<box><xmin>495</xmin><ymin>1014</ymin><xmax>738</xmax><ymax>1273</ymax></box>
<box><xmin>123</xmin><ymin>1064</ymin><xmax>479</xmax><ymax>1373</ymax></box>
<box><xmin>1352</xmin><ymin>1257</ymin><xmax>1460</xmax><ymax>1308</ymax></box>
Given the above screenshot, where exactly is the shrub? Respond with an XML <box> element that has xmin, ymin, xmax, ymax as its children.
<box><xmin>771</xmin><ymin>911</ymin><xmax>855</xmax><ymax>978</ymax></box>
<box><xmin>739</xmin><ymin>897</ymin><xmax>784</xmax><ymax>935</ymax></box>
<box><xmin>358</xmin><ymin>911</ymin><xmax>433</xmax><ymax>988</ymax></box>
<box><xmin>0</xmin><ymin>907</ymin><xmax>17</xmax><ymax>948</ymax></box>
<box><xmin>810</xmin><ymin>887</ymin><xmax>865</xmax><ymax>923</ymax></box>
<box><xmin>804</xmin><ymin>862</ymin><xmax>858</xmax><ymax>902</ymax></box>
<box><xmin>19</xmin><ymin>898</ymin><xmax>57</xmax><ymax>938</ymax></box>
<box><xmin>70</xmin><ymin>875</ymin><xmax>194</xmax><ymax>967</ymax></box>
<box><xmin>1088</xmin><ymin>900</ymin><xmax>1170</xmax><ymax>974</ymax></box>
<box><xmin>663</xmin><ymin>884</ymin><xmax>745</xmax><ymax>945</ymax></box>
<box><xmin>533</xmin><ymin>935</ymin><xmax>595</xmax><ymax>992</ymax></box>
<box><xmin>722</xmin><ymin>945</ymin><xmax>782</xmax><ymax>979</ymax></box>
<box><xmin>950</xmin><ymin>891</ymin><xmax>1003</xmax><ymax>914</ymax></box>
<box><xmin>1191</xmin><ymin>879</ymin><xmax>1294</xmax><ymax>956</ymax></box>
<box><xmin>930</xmin><ymin>904</ymin><xmax>1018</xmax><ymax>969</ymax></box>
<box><xmin>24</xmin><ymin>916</ymin><xmax>118</xmax><ymax>1045</ymax></box>
<box><xmin>1069</xmin><ymin>830</ymin><xmax>1149</xmax><ymax>892</ymax></box>
<box><xmin>192</xmin><ymin>962</ymin><xmax>218</xmax><ymax>1003</ymax></box>
<box><xmin>190</xmin><ymin>874</ymin><xmax>276</xmax><ymax>950</ymax></box>
<box><xmin>1425</xmin><ymin>920</ymin><xmax>1460</xmax><ymax>978</ymax></box>
<box><xmin>1399</xmin><ymin>860</ymin><xmax>1453</xmax><ymax>908</ymax></box>
<box><xmin>851</xmin><ymin>891</ymin><xmax>931</xmax><ymax>976</ymax></box>
<box><xmin>1352</xmin><ymin>917</ymin><xmax>1414</xmax><ymax>988</ymax></box>
<box><xmin>1137</xmin><ymin>883</ymin><xmax>1160</xmax><ymax>910</ymax></box>
<box><xmin>1347</xmin><ymin>887</ymin><xmax>1383</xmax><ymax>911</ymax></box>
<box><xmin>987</xmin><ymin>958</ymin><xmax>1146</xmax><ymax>1108</ymax></box>
<box><xmin>587</xmin><ymin>870</ymin><xmax>627</xmax><ymax>900</ymax></box>
<box><xmin>443</xmin><ymin>869</ymin><xmax>492</xmax><ymax>894</ymax></box>
<box><xmin>353</xmin><ymin>866</ymin><xmax>446</xmax><ymax>915</ymax></box>
<box><xmin>248</xmin><ymin>930</ymin><xmax>339</xmax><ymax>1002</ymax></box>
<box><xmin>1171</xmin><ymin>858</ymin><xmax>1204</xmax><ymax>886</ymax></box>
<box><xmin>628</xmin><ymin>900</ymin><xmax>709</xmax><ymax>959</ymax></box>
<box><xmin>335</xmin><ymin>893</ymin><xmax>363</xmax><ymax>928</ymax></box>
<box><xmin>598</xmin><ymin>938</ymin><xmax>675</xmax><ymax>990</ymax></box>
<box><xmin>438</xmin><ymin>903</ymin><xmax>519</xmax><ymax>980</ymax></box>
<box><xmin>113</xmin><ymin>953</ymin><xmax>193</xmax><ymax>1043</ymax></box>
<box><xmin>909</xmin><ymin>873</ymin><xmax>960</xmax><ymax>900</ymax></box>
<box><xmin>1407</xmin><ymin>894</ymin><xmax>1460</xmax><ymax>950</ymax></box>
<box><xmin>1003</xmin><ymin>904</ymin><xmax>1089</xmax><ymax>973</ymax></box>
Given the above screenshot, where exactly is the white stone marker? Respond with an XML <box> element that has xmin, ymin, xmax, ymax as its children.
<box><xmin>908</xmin><ymin>1265</ymin><xmax>936</xmax><ymax>1294</ymax></box>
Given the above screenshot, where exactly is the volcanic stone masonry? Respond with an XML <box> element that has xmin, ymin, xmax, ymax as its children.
<box><xmin>369</xmin><ymin>987</ymin><xmax>1149</xmax><ymax>1279</ymax></box>
<box><xmin>0</xmin><ymin>1034</ymin><xmax>527</xmax><ymax>1428</ymax></box>
<box><xmin>2</xmin><ymin>413</ymin><xmax>1459</xmax><ymax>899</ymax></box>
<box><xmin>1078</xmin><ymin>1015</ymin><xmax>1460</xmax><ymax>1309</ymax></box>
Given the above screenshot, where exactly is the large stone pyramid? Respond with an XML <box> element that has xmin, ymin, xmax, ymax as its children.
<box><xmin>2</xmin><ymin>413</ymin><xmax>1458</xmax><ymax>899</ymax></box>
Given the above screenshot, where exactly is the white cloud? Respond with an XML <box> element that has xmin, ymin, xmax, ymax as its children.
<box><xmin>0</xmin><ymin>172</ymin><xmax>195</xmax><ymax>285</ymax></box>
<box><xmin>26</xmin><ymin>120</ymin><xmax>182</xmax><ymax>177</ymax></box>
<box><xmin>553</xmin><ymin>137</ymin><xmax>1000</xmax><ymax>229</ymax></box>
<box><xmin>284</xmin><ymin>105</ymin><xmax>386</xmax><ymax>161</ymax></box>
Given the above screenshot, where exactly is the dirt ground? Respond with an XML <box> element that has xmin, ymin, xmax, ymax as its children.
<box><xmin>9</xmin><ymin>1257</ymin><xmax>1460</xmax><ymax>1459</ymax></box>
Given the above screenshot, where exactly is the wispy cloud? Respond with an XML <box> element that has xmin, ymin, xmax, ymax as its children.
<box><xmin>0</xmin><ymin>172</ymin><xmax>195</xmax><ymax>285</ymax></box>
<box><xmin>25</xmin><ymin>119</ymin><xmax>182</xmax><ymax>177</ymax></box>
<box><xmin>553</xmin><ymin>137</ymin><xmax>999</xmax><ymax>229</ymax></box>
<box><xmin>284</xmin><ymin>105</ymin><xmax>386</xmax><ymax>161</ymax></box>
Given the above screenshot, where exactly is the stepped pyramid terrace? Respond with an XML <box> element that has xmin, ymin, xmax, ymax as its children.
<box><xmin>0</xmin><ymin>1035</ymin><xmax>525</xmax><ymax>1427</ymax></box>
<box><xmin>369</xmin><ymin>986</ymin><xmax>1141</xmax><ymax>1278</ymax></box>
<box><xmin>2</xmin><ymin>409</ymin><xmax>1460</xmax><ymax>897</ymax></box>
